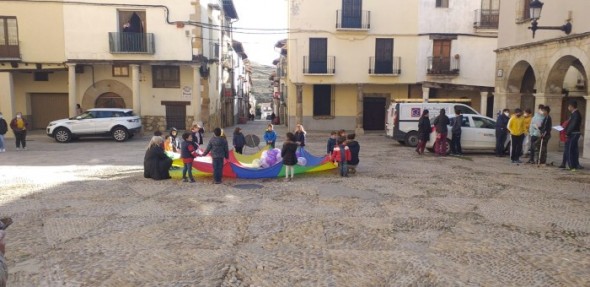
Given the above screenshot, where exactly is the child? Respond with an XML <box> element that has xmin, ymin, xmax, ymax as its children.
<box><xmin>190</xmin><ymin>124</ymin><xmax>203</xmax><ymax>146</ymax></box>
<box><xmin>169</xmin><ymin>127</ymin><xmax>180</xmax><ymax>152</ymax></box>
<box><xmin>180</xmin><ymin>132</ymin><xmax>199</xmax><ymax>183</ymax></box>
<box><xmin>338</xmin><ymin>129</ymin><xmax>347</xmax><ymax>140</ymax></box>
<box><xmin>201</xmin><ymin>128</ymin><xmax>229</xmax><ymax>184</ymax></box>
<box><xmin>346</xmin><ymin>133</ymin><xmax>360</xmax><ymax>174</ymax></box>
<box><xmin>163</xmin><ymin>135</ymin><xmax>175</xmax><ymax>152</ymax></box>
<box><xmin>326</xmin><ymin>131</ymin><xmax>337</xmax><ymax>155</ymax></box>
<box><xmin>281</xmin><ymin>132</ymin><xmax>298</xmax><ymax>181</ymax></box>
<box><xmin>263</xmin><ymin>124</ymin><xmax>277</xmax><ymax>148</ymax></box>
<box><xmin>294</xmin><ymin>124</ymin><xmax>306</xmax><ymax>149</ymax></box>
<box><xmin>332</xmin><ymin>136</ymin><xmax>351</xmax><ymax>177</ymax></box>
<box><xmin>233</xmin><ymin>127</ymin><xmax>246</xmax><ymax>154</ymax></box>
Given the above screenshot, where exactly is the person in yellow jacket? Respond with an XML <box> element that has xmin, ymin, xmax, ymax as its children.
<box><xmin>507</xmin><ymin>108</ymin><xmax>526</xmax><ymax>163</ymax></box>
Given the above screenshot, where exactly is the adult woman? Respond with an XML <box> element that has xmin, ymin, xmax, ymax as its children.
<box><xmin>144</xmin><ymin>136</ymin><xmax>172</xmax><ymax>180</ymax></box>
<box><xmin>9</xmin><ymin>112</ymin><xmax>28</xmax><ymax>151</ymax></box>
<box><xmin>416</xmin><ymin>109</ymin><xmax>431</xmax><ymax>155</ymax></box>
<box><xmin>294</xmin><ymin>124</ymin><xmax>306</xmax><ymax>149</ymax></box>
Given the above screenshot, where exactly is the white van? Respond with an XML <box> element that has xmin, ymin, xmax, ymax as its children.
<box><xmin>385</xmin><ymin>100</ymin><xmax>479</xmax><ymax>147</ymax></box>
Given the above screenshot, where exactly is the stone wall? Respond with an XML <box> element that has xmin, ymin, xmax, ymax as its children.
<box><xmin>142</xmin><ymin>116</ymin><xmax>166</xmax><ymax>134</ymax></box>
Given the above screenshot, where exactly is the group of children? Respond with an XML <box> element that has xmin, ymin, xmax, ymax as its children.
<box><xmin>327</xmin><ymin>129</ymin><xmax>361</xmax><ymax>177</ymax></box>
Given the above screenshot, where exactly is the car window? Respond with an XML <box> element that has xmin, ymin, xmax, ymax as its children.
<box><xmin>95</xmin><ymin>111</ymin><xmax>113</xmax><ymax>118</ymax></box>
<box><xmin>78</xmin><ymin>111</ymin><xmax>95</xmax><ymax>119</ymax></box>
<box><xmin>454</xmin><ymin>105</ymin><xmax>477</xmax><ymax>115</ymax></box>
<box><xmin>113</xmin><ymin>112</ymin><xmax>124</xmax><ymax>117</ymax></box>
<box><xmin>123</xmin><ymin>111</ymin><xmax>135</xmax><ymax>117</ymax></box>
<box><xmin>472</xmin><ymin>116</ymin><xmax>495</xmax><ymax>129</ymax></box>
<box><xmin>450</xmin><ymin>116</ymin><xmax>471</xmax><ymax>127</ymax></box>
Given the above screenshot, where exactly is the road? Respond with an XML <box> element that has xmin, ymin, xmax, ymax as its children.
<box><xmin>0</xmin><ymin>120</ymin><xmax>589</xmax><ymax>286</ymax></box>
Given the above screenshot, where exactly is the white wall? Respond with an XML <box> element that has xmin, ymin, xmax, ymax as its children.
<box><xmin>418</xmin><ymin>0</ymin><xmax>482</xmax><ymax>34</ymax></box>
<box><xmin>64</xmin><ymin>0</ymin><xmax>194</xmax><ymax>61</ymax></box>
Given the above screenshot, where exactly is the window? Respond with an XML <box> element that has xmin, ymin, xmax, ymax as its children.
<box><xmin>33</xmin><ymin>72</ymin><xmax>49</xmax><ymax>81</ymax></box>
<box><xmin>454</xmin><ymin>105</ymin><xmax>477</xmax><ymax>115</ymax></box>
<box><xmin>313</xmin><ymin>85</ymin><xmax>332</xmax><ymax>117</ymax></box>
<box><xmin>432</xmin><ymin>39</ymin><xmax>452</xmax><ymax>71</ymax></box>
<box><xmin>112</xmin><ymin>65</ymin><xmax>129</xmax><ymax>77</ymax></box>
<box><xmin>118</xmin><ymin>10</ymin><xmax>146</xmax><ymax>33</ymax></box>
<box><xmin>374</xmin><ymin>38</ymin><xmax>393</xmax><ymax>74</ymax></box>
<box><xmin>472</xmin><ymin>116</ymin><xmax>496</xmax><ymax>129</ymax></box>
<box><xmin>436</xmin><ymin>0</ymin><xmax>449</xmax><ymax>8</ymax></box>
<box><xmin>522</xmin><ymin>0</ymin><xmax>530</xmax><ymax>20</ymax></box>
<box><xmin>0</xmin><ymin>16</ymin><xmax>19</xmax><ymax>58</ymax></box>
<box><xmin>341</xmin><ymin>0</ymin><xmax>362</xmax><ymax>28</ymax></box>
<box><xmin>450</xmin><ymin>116</ymin><xmax>470</xmax><ymax>127</ymax></box>
<box><xmin>309</xmin><ymin>38</ymin><xmax>327</xmax><ymax>74</ymax></box>
<box><xmin>152</xmin><ymin>66</ymin><xmax>180</xmax><ymax>88</ymax></box>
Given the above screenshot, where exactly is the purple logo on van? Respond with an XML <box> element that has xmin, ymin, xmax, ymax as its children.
<box><xmin>411</xmin><ymin>108</ymin><xmax>421</xmax><ymax>118</ymax></box>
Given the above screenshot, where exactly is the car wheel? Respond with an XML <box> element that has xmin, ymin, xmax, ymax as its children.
<box><xmin>397</xmin><ymin>140</ymin><xmax>405</xmax><ymax>145</ymax></box>
<box><xmin>112</xmin><ymin>127</ymin><xmax>129</xmax><ymax>142</ymax></box>
<box><xmin>405</xmin><ymin>131</ymin><xmax>419</xmax><ymax>147</ymax></box>
<box><xmin>445</xmin><ymin>139</ymin><xmax>452</xmax><ymax>155</ymax></box>
<box><xmin>54</xmin><ymin>128</ymin><xmax>72</xmax><ymax>143</ymax></box>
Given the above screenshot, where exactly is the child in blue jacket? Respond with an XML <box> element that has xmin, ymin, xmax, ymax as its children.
<box><xmin>263</xmin><ymin>124</ymin><xmax>277</xmax><ymax>148</ymax></box>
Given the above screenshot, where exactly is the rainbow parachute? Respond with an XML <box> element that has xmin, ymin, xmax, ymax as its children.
<box><xmin>168</xmin><ymin>147</ymin><xmax>337</xmax><ymax>179</ymax></box>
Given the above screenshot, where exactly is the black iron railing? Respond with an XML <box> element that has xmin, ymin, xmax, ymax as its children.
<box><xmin>303</xmin><ymin>56</ymin><xmax>335</xmax><ymax>75</ymax></box>
<box><xmin>369</xmin><ymin>56</ymin><xmax>401</xmax><ymax>75</ymax></box>
<box><xmin>109</xmin><ymin>32</ymin><xmax>155</xmax><ymax>54</ymax></box>
<box><xmin>336</xmin><ymin>10</ymin><xmax>370</xmax><ymax>30</ymax></box>
<box><xmin>0</xmin><ymin>38</ymin><xmax>20</xmax><ymax>59</ymax></box>
<box><xmin>427</xmin><ymin>56</ymin><xmax>460</xmax><ymax>75</ymax></box>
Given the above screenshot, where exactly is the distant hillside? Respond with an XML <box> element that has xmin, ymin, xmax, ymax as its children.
<box><xmin>250</xmin><ymin>62</ymin><xmax>275</xmax><ymax>104</ymax></box>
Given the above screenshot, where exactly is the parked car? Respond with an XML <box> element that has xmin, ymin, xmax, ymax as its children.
<box><xmin>386</xmin><ymin>101</ymin><xmax>479</xmax><ymax>147</ymax></box>
<box><xmin>47</xmin><ymin>108</ymin><xmax>142</xmax><ymax>143</ymax></box>
<box><xmin>427</xmin><ymin>114</ymin><xmax>509</xmax><ymax>154</ymax></box>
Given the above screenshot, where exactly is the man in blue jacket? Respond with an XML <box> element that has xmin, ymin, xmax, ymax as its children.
<box><xmin>495</xmin><ymin>109</ymin><xmax>510</xmax><ymax>157</ymax></box>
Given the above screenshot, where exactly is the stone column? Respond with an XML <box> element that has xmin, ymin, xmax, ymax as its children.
<box><xmin>295</xmin><ymin>84</ymin><xmax>303</xmax><ymax>126</ymax></box>
<box><xmin>0</xmin><ymin>72</ymin><xmax>15</xmax><ymax>139</ymax></box>
<box><xmin>422</xmin><ymin>86</ymin><xmax>429</xmax><ymax>103</ymax></box>
<box><xmin>492</xmin><ymin>92</ymin><xmax>521</xmax><ymax>118</ymax></box>
<box><xmin>534</xmin><ymin>93</ymin><xmax>563</xmax><ymax>152</ymax></box>
<box><xmin>130</xmin><ymin>64</ymin><xmax>141</xmax><ymax>115</ymax></box>
<box><xmin>67</xmin><ymin>63</ymin><xmax>77</xmax><ymax>117</ymax></box>
<box><xmin>192</xmin><ymin>65</ymin><xmax>202</xmax><ymax>124</ymax></box>
<box><xmin>355</xmin><ymin>84</ymin><xmax>364</xmax><ymax>135</ymax></box>
<box><xmin>584</xmin><ymin>96</ymin><xmax>590</xmax><ymax>159</ymax></box>
<box><xmin>480</xmin><ymin>91</ymin><xmax>489</xmax><ymax>115</ymax></box>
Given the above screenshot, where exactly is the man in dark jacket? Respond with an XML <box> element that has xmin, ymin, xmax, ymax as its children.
<box><xmin>0</xmin><ymin>113</ymin><xmax>7</xmax><ymax>153</ymax></box>
<box><xmin>535</xmin><ymin>106</ymin><xmax>552</xmax><ymax>165</ymax></box>
<box><xmin>450</xmin><ymin>109</ymin><xmax>463</xmax><ymax>156</ymax></box>
<box><xmin>560</xmin><ymin>100</ymin><xmax>583</xmax><ymax>170</ymax></box>
<box><xmin>495</xmin><ymin>109</ymin><xmax>510</xmax><ymax>156</ymax></box>
<box><xmin>346</xmin><ymin>133</ymin><xmax>360</xmax><ymax>174</ymax></box>
<box><xmin>432</xmin><ymin>109</ymin><xmax>450</xmax><ymax>156</ymax></box>
<box><xmin>202</xmin><ymin>128</ymin><xmax>229</xmax><ymax>184</ymax></box>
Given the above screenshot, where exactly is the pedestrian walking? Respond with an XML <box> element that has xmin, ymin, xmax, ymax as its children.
<box><xmin>332</xmin><ymin>136</ymin><xmax>351</xmax><ymax>177</ymax></box>
<box><xmin>75</xmin><ymin>104</ymin><xmax>83</xmax><ymax>116</ymax></box>
<box><xmin>346</xmin><ymin>133</ymin><xmax>360</xmax><ymax>174</ymax></box>
<box><xmin>450</xmin><ymin>109</ymin><xmax>463</xmax><ymax>156</ymax></box>
<box><xmin>535</xmin><ymin>106</ymin><xmax>552</xmax><ymax>165</ymax></box>
<box><xmin>560</xmin><ymin>100</ymin><xmax>583</xmax><ymax>170</ymax></box>
<box><xmin>416</xmin><ymin>109</ymin><xmax>431</xmax><ymax>155</ymax></box>
<box><xmin>326</xmin><ymin>131</ymin><xmax>337</xmax><ymax>155</ymax></box>
<box><xmin>0</xmin><ymin>113</ymin><xmax>7</xmax><ymax>153</ymax></box>
<box><xmin>201</xmin><ymin>128</ymin><xmax>229</xmax><ymax>184</ymax></box>
<box><xmin>507</xmin><ymin>108</ymin><xmax>526</xmax><ymax>164</ymax></box>
<box><xmin>281</xmin><ymin>132</ymin><xmax>298</xmax><ymax>181</ymax></box>
<box><xmin>527</xmin><ymin>105</ymin><xmax>545</xmax><ymax>164</ymax></box>
<box><xmin>294</xmin><ymin>124</ymin><xmax>306</xmax><ymax>150</ymax></box>
<box><xmin>232</xmin><ymin>127</ymin><xmax>246</xmax><ymax>154</ymax></box>
<box><xmin>9</xmin><ymin>112</ymin><xmax>28</xmax><ymax>150</ymax></box>
<box><xmin>263</xmin><ymin>124</ymin><xmax>277</xmax><ymax>148</ymax></box>
<box><xmin>495</xmin><ymin>109</ymin><xmax>510</xmax><ymax>156</ymax></box>
<box><xmin>180</xmin><ymin>132</ymin><xmax>199</xmax><ymax>183</ymax></box>
<box><xmin>432</xmin><ymin>109</ymin><xmax>450</xmax><ymax>156</ymax></box>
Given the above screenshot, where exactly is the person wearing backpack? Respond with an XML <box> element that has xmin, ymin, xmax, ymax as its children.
<box><xmin>450</xmin><ymin>109</ymin><xmax>463</xmax><ymax>156</ymax></box>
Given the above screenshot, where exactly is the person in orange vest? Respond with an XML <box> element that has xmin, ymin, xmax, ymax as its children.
<box><xmin>9</xmin><ymin>112</ymin><xmax>29</xmax><ymax>151</ymax></box>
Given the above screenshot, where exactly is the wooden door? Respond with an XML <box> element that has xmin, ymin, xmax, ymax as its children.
<box><xmin>30</xmin><ymin>93</ymin><xmax>68</xmax><ymax>129</ymax></box>
<box><xmin>432</xmin><ymin>40</ymin><xmax>451</xmax><ymax>71</ymax></box>
<box><xmin>375</xmin><ymin>38</ymin><xmax>393</xmax><ymax>74</ymax></box>
<box><xmin>341</xmin><ymin>0</ymin><xmax>362</xmax><ymax>28</ymax></box>
<box><xmin>363</xmin><ymin>97</ymin><xmax>386</xmax><ymax>130</ymax></box>
<box><xmin>165</xmin><ymin>104</ymin><xmax>186</xmax><ymax>130</ymax></box>
<box><xmin>309</xmin><ymin>38</ymin><xmax>327</xmax><ymax>73</ymax></box>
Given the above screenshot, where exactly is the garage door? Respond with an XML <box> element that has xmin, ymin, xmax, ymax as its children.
<box><xmin>363</xmin><ymin>97</ymin><xmax>386</xmax><ymax>131</ymax></box>
<box><xmin>30</xmin><ymin>93</ymin><xmax>68</xmax><ymax>129</ymax></box>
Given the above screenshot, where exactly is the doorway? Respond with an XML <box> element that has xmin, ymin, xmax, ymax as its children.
<box><xmin>363</xmin><ymin>97</ymin><xmax>386</xmax><ymax>130</ymax></box>
<box><xmin>30</xmin><ymin>93</ymin><xmax>68</xmax><ymax>129</ymax></box>
<box><xmin>164</xmin><ymin>102</ymin><xmax>187</xmax><ymax>130</ymax></box>
<box><xmin>96</xmin><ymin>92</ymin><xmax>126</xmax><ymax>108</ymax></box>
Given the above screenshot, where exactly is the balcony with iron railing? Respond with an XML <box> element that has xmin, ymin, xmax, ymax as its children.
<box><xmin>474</xmin><ymin>9</ymin><xmax>500</xmax><ymax>29</ymax></box>
<box><xmin>369</xmin><ymin>56</ymin><xmax>401</xmax><ymax>76</ymax></box>
<box><xmin>0</xmin><ymin>38</ymin><xmax>20</xmax><ymax>59</ymax></box>
<box><xmin>427</xmin><ymin>56</ymin><xmax>460</xmax><ymax>75</ymax></box>
<box><xmin>303</xmin><ymin>56</ymin><xmax>335</xmax><ymax>75</ymax></box>
<box><xmin>109</xmin><ymin>32</ymin><xmax>155</xmax><ymax>54</ymax></box>
<box><xmin>336</xmin><ymin>10</ymin><xmax>370</xmax><ymax>30</ymax></box>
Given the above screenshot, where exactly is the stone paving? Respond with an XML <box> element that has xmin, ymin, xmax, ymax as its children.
<box><xmin>0</xmin><ymin>121</ymin><xmax>589</xmax><ymax>286</ymax></box>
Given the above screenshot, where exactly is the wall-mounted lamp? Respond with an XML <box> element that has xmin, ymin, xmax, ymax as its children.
<box><xmin>528</xmin><ymin>0</ymin><xmax>572</xmax><ymax>38</ymax></box>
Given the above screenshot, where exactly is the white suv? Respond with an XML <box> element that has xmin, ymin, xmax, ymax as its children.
<box><xmin>47</xmin><ymin>108</ymin><xmax>142</xmax><ymax>143</ymax></box>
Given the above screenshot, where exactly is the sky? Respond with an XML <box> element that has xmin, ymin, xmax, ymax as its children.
<box><xmin>232</xmin><ymin>0</ymin><xmax>288</xmax><ymax>66</ymax></box>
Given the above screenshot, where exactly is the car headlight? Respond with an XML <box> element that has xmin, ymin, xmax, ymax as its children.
<box><xmin>48</xmin><ymin>123</ymin><xmax>57</xmax><ymax>127</ymax></box>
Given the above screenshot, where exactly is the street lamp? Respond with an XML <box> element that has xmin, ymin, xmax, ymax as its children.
<box><xmin>528</xmin><ymin>0</ymin><xmax>572</xmax><ymax>38</ymax></box>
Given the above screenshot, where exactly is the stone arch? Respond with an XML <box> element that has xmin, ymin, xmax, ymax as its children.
<box><xmin>544</xmin><ymin>52</ymin><xmax>589</xmax><ymax>94</ymax></box>
<box><xmin>506</xmin><ymin>60</ymin><xmax>536</xmax><ymax>93</ymax></box>
<box><xmin>81</xmin><ymin>80</ymin><xmax>132</xmax><ymax>110</ymax></box>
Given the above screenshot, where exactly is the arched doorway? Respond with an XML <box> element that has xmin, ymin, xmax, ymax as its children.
<box><xmin>520</xmin><ymin>66</ymin><xmax>536</xmax><ymax>110</ymax></box>
<box><xmin>95</xmin><ymin>92</ymin><xmax>126</xmax><ymax>108</ymax></box>
<box><xmin>506</xmin><ymin>60</ymin><xmax>536</xmax><ymax>110</ymax></box>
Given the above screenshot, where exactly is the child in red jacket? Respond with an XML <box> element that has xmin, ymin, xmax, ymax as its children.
<box><xmin>332</xmin><ymin>136</ymin><xmax>352</xmax><ymax>177</ymax></box>
<box><xmin>180</xmin><ymin>132</ymin><xmax>199</xmax><ymax>183</ymax></box>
